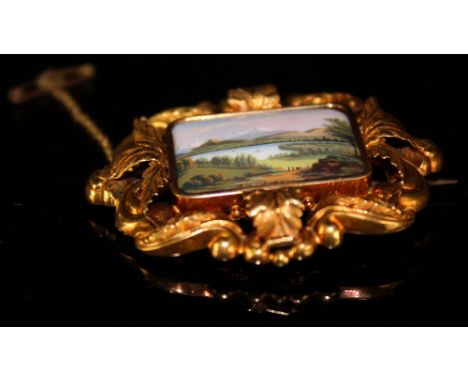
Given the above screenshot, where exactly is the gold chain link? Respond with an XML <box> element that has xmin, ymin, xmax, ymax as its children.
<box><xmin>9</xmin><ymin>64</ymin><xmax>113</xmax><ymax>163</ymax></box>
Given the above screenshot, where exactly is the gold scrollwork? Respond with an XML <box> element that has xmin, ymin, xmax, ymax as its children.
<box><xmin>86</xmin><ymin>86</ymin><xmax>442</xmax><ymax>266</ymax></box>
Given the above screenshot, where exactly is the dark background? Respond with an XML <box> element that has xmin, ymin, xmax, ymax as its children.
<box><xmin>0</xmin><ymin>56</ymin><xmax>466</xmax><ymax>325</ymax></box>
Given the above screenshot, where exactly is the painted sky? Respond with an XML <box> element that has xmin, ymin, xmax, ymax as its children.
<box><xmin>172</xmin><ymin>108</ymin><xmax>350</xmax><ymax>154</ymax></box>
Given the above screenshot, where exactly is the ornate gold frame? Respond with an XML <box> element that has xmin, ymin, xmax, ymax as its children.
<box><xmin>86</xmin><ymin>85</ymin><xmax>442</xmax><ymax>266</ymax></box>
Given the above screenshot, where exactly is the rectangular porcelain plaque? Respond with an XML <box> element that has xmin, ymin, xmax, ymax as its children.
<box><xmin>169</xmin><ymin>105</ymin><xmax>370</xmax><ymax>198</ymax></box>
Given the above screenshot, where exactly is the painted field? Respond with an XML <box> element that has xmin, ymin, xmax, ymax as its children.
<box><xmin>259</xmin><ymin>155</ymin><xmax>327</xmax><ymax>170</ymax></box>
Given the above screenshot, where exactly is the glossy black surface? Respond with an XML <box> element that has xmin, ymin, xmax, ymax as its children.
<box><xmin>0</xmin><ymin>56</ymin><xmax>466</xmax><ymax>325</ymax></box>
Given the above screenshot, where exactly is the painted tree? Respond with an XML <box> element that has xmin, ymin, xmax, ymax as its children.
<box><xmin>234</xmin><ymin>154</ymin><xmax>242</xmax><ymax>168</ymax></box>
<box><xmin>246</xmin><ymin>154</ymin><xmax>257</xmax><ymax>168</ymax></box>
<box><xmin>221</xmin><ymin>156</ymin><xmax>233</xmax><ymax>167</ymax></box>
<box><xmin>323</xmin><ymin>117</ymin><xmax>359</xmax><ymax>155</ymax></box>
<box><xmin>181</xmin><ymin>158</ymin><xmax>195</xmax><ymax>170</ymax></box>
<box><xmin>211</xmin><ymin>156</ymin><xmax>223</xmax><ymax>167</ymax></box>
<box><xmin>195</xmin><ymin>158</ymin><xmax>209</xmax><ymax>167</ymax></box>
<box><xmin>176</xmin><ymin>160</ymin><xmax>185</xmax><ymax>173</ymax></box>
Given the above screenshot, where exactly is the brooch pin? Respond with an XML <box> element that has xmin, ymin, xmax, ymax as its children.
<box><xmin>10</xmin><ymin>64</ymin><xmax>442</xmax><ymax>267</ymax></box>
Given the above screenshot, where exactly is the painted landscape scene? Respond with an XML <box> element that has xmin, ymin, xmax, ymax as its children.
<box><xmin>171</xmin><ymin>108</ymin><xmax>367</xmax><ymax>194</ymax></box>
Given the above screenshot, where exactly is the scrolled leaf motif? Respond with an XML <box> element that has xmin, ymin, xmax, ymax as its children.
<box><xmin>358</xmin><ymin>97</ymin><xmax>420</xmax><ymax>149</ymax></box>
<box><xmin>110</xmin><ymin>118</ymin><xmax>168</xmax><ymax>180</ymax></box>
<box><xmin>108</xmin><ymin>118</ymin><xmax>169</xmax><ymax>214</ymax></box>
<box><xmin>139</xmin><ymin>161</ymin><xmax>169</xmax><ymax>211</ymax></box>
<box><xmin>221</xmin><ymin>85</ymin><xmax>281</xmax><ymax>112</ymax></box>
<box><xmin>246</xmin><ymin>191</ymin><xmax>304</xmax><ymax>240</ymax></box>
<box><xmin>307</xmin><ymin>195</ymin><xmax>415</xmax><ymax>243</ymax></box>
<box><xmin>359</xmin><ymin>98</ymin><xmax>443</xmax><ymax>175</ymax></box>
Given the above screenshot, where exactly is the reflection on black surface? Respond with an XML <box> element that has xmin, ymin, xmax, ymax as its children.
<box><xmin>89</xmin><ymin>217</ymin><xmax>418</xmax><ymax>316</ymax></box>
<box><xmin>146</xmin><ymin>277</ymin><xmax>403</xmax><ymax>316</ymax></box>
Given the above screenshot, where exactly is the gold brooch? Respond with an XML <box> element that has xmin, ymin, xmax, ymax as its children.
<box><xmin>11</xmin><ymin>65</ymin><xmax>442</xmax><ymax>267</ymax></box>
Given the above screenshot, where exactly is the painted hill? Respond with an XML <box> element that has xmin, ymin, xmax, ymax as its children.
<box><xmin>198</xmin><ymin>139</ymin><xmax>221</xmax><ymax>147</ymax></box>
<box><xmin>232</xmin><ymin>129</ymin><xmax>289</xmax><ymax>141</ymax></box>
<box><xmin>260</xmin><ymin>127</ymin><xmax>332</xmax><ymax>141</ymax></box>
<box><xmin>188</xmin><ymin>127</ymin><xmax>340</xmax><ymax>155</ymax></box>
